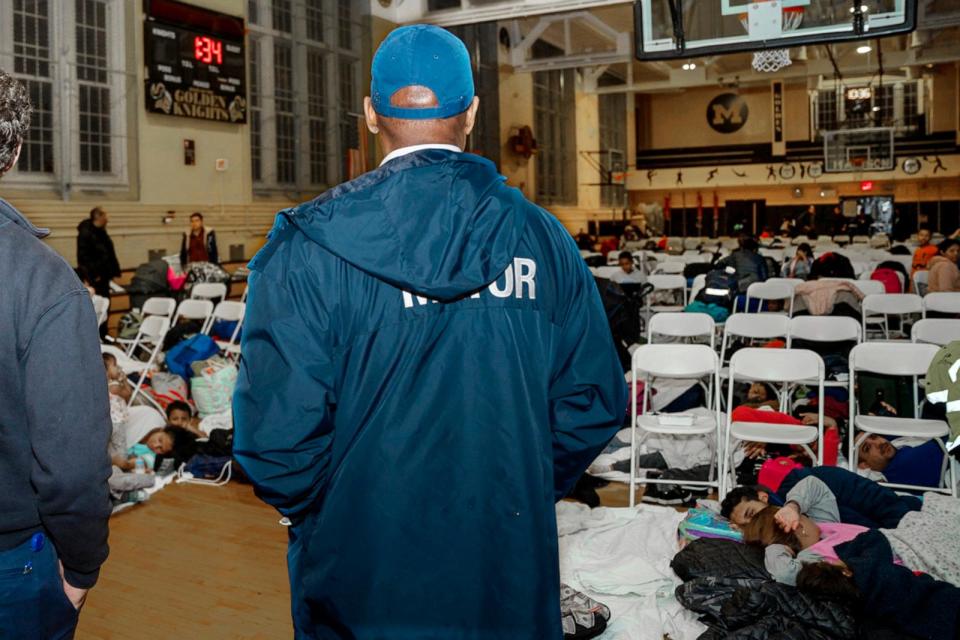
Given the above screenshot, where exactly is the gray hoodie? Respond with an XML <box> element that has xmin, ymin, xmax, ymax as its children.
<box><xmin>0</xmin><ymin>197</ymin><xmax>112</xmax><ymax>588</ymax></box>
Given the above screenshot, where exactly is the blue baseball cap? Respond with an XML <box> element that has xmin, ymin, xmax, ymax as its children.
<box><xmin>371</xmin><ymin>24</ymin><xmax>475</xmax><ymax>120</ymax></box>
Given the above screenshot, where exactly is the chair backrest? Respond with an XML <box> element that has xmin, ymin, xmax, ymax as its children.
<box><xmin>191</xmin><ymin>282</ymin><xmax>228</xmax><ymax>300</ymax></box>
<box><xmin>851</xmin><ymin>235</ymin><xmax>870</xmax><ymax>244</ymax></box>
<box><xmin>137</xmin><ymin>315</ymin><xmax>171</xmax><ymax>343</ymax></box>
<box><xmin>861</xmin><ymin>293</ymin><xmax>922</xmax><ymax>316</ymax></box>
<box><xmin>884</xmin><ymin>255</ymin><xmax>913</xmax><ymax>275</ymax></box>
<box><xmin>590</xmin><ymin>266</ymin><xmax>621</xmax><ymax>280</ymax></box>
<box><xmin>606</xmin><ymin>252</ymin><xmax>620</xmax><ymax>265</ymax></box>
<box><xmin>211</xmin><ymin>300</ymin><xmax>245</xmax><ymax>323</ymax></box>
<box><xmin>850</xmin><ymin>262</ymin><xmax>870</xmax><ymax>277</ymax></box>
<box><xmin>653</xmin><ymin>261</ymin><xmax>685</xmax><ymax>275</ymax></box>
<box><xmin>91</xmin><ymin>295</ymin><xmax>109</xmax><ymax>326</ymax></box>
<box><xmin>912</xmin><ymin>270</ymin><xmax>929</xmax><ymax>295</ymax></box>
<box><xmin>141</xmin><ymin>297</ymin><xmax>177</xmax><ymax>318</ymax></box>
<box><xmin>723</xmin><ymin>312</ymin><xmax>790</xmax><ymax>340</ymax></box>
<box><xmin>175</xmin><ymin>299</ymin><xmax>215</xmax><ymax>322</ymax></box>
<box><xmin>849</xmin><ymin>341</ymin><xmax>939</xmax><ymax>377</ymax></box>
<box><xmin>765</xmin><ymin>277</ymin><xmax>803</xmax><ymax>291</ymax></box>
<box><xmin>647</xmin><ymin>312</ymin><xmax>715</xmax><ymax>347</ymax></box>
<box><xmin>923</xmin><ymin>292</ymin><xmax>960</xmax><ymax>316</ymax></box>
<box><xmin>851</xmin><ymin>279</ymin><xmax>885</xmax><ymax>296</ymax></box>
<box><xmin>745</xmin><ymin>280</ymin><xmax>794</xmax><ymax>301</ymax></box>
<box><xmin>690</xmin><ymin>273</ymin><xmax>707</xmax><ymax>301</ymax></box>
<box><xmin>633</xmin><ymin>342</ymin><xmax>718</xmax><ymax>378</ymax></box>
<box><xmin>788</xmin><ymin>316</ymin><xmax>861</xmax><ymax>345</ymax></box>
<box><xmin>647</xmin><ymin>274</ymin><xmax>686</xmax><ymax>291</ymax></box>
<box><xmin>912</xmin><ymin>318</ymin><xmax>960</xmax><ymax>346</ymax></box>
<box><xmin>729</xmin><ymin>347</ymin><xmax>824</xmax><ymax>384</ymax></box>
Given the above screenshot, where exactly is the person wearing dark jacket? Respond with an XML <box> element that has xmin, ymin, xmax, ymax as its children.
<box><xmin>718</xmin><ymin>235</ymin><xmax>768</xmax><ymax>294</ymax></box>
<box><xmin>76</xmin><ymin>206</ymin><xmax>121</xmax><ymax>296</ymax></box>
<box><xmin>179</xmin><ymin>211</ymin><xmax>219</xmax><ymax>267</ymax></box>
<box><xmin>233</xmin><ymin>25</ymin><xmax>627</xmax><ymax>639</ymax></box>
<box><xmin>0</xmin><ymin>68</ymin><xmax>112</xmax><ymax>638</ymax></box>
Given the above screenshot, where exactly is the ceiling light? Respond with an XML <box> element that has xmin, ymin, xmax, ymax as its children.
<box><xmin>856</xmin><ymin>45</ymin><xmax>872</xmax><ymax>54</ymax></box>
<box><xmin>682</xmin><ymin>62</ymin><xmax>697</xmax><ymax>70</ymax></box>
<box><xmin>861</xmin><ymin>4</ymin><xmax>868</xmax><ymax>11</ymax></box>
<box><xmin>871</xmin><ymin>106</ymin><xmax>881</xmax><ymax>112</ymax></box>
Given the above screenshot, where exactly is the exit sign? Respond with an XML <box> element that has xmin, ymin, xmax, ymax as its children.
<box><xmin>860</xmin><ymin>180</ymin><xmax>874</xmax><ymax>192</ymax></box>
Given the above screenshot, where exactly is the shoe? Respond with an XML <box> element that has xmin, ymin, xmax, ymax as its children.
<box><xmin>642</xmin><ymin>483</ymin><xmax>694</xmax><ymax>506</ymax></box>
<box><xmin>560</xmin><ymin>583</ymin><xmax>610</xmax><ymax>640</ymax></box>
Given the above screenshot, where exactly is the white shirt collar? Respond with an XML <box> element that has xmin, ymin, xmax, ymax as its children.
<box><xmin>379</xmin><ymin>143</ymin><xmax>462</xmax><ymax>167</ymax></box>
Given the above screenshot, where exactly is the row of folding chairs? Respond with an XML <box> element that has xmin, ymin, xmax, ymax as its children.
<box><xmin>629</xmin><ymin>335</ymin><xmax>958</xmax><ymax>505</ymax></box>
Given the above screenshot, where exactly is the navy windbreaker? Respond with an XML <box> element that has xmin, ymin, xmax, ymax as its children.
<box><xmin>233</xmin><ymin>149</ymin><xmax>627</xmax><ymax>639</ymax></box>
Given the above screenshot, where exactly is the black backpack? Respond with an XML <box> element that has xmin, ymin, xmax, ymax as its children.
<box><xmin>696</xmin><ymin>267</ymin><xmax>738</xmax><ymax>310</ymax></box>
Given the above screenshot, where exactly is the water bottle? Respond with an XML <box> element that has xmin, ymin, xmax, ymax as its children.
<box><xmin>134</xmin><ymin>457</ymin><xmax>146</xmax><ymax>475</ymax></box>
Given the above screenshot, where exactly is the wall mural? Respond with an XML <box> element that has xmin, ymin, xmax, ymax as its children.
<box><xmin>706</xmin><ymin>93</ymin><xmax>749</xmax><ymax>134</ymax></box>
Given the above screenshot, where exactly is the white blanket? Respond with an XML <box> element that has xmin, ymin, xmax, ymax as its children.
<box><xmin>557</xmin><ymin>502</ymin><xmax>706</xmax><ymax>639</ymax></box>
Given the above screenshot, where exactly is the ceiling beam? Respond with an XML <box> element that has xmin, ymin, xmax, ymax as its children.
<box><xmin>590</xmin><ymin>45</ymin><xmax>960</xmax><ymax>94</ymax></box>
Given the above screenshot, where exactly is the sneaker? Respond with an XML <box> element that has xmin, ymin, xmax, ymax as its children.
<box><xmin>642</xmin><ymin>483</ymin><xmax>694</xmax><ymax>506</ymax></box>
<box><xmin>560</xmin><ymin>583</ymin><xmax>610</xmax><ymax>640</ymax></box>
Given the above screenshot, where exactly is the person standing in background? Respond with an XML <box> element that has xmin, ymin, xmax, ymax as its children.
<box><xmin>76</xmin><ymin>206</ymin><xmax>121</xmax><ymax>297</ymax></box>
<box><xmin>0</xmin><ymin>68</ymin><xmax>112</xmax><ymax>639</ymax></box>
<box><xmin>179</xmin><ymin>211</ymin><xmax>219</xmax><ymax>267</ymax></box>
<box><xmin>911</xmin><ymin>227</ymin><xmax>938</xmax><ymax>280</ymax></box>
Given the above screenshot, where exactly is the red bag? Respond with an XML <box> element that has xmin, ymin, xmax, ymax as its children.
<box><xmin>871</xmin><ymin>267</ymin><xmax>903</xmax><ymax>294</ymax></box>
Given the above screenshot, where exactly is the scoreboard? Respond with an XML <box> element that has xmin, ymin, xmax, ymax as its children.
<box><xmin>143</xmin><ymin>0</ymin><xmax>246</xmax><ymax>124</ymax></box>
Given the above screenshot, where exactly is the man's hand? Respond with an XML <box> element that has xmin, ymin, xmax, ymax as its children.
<box><xmin>799</xmin><ymin>414</ymin><xmax>837</xmax><ymax>429</ymax></box>
<box><xmin>774</xmin><ymin>502</ymin><xmax>801</xmax><ymax>532</ymax></box>
<box><xmin>59</xmin><ymin>561</ymin><xmax>88</xmax><ymax>610</ymax></box>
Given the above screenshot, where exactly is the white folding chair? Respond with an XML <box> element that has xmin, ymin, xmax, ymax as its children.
<box><xmin>912</xmin><ymin>318</ymin><xmax>960</xmax><ymax>346</ymax></box>
<box><xmin>759</xmin><ymin>248</ymin><xmax>785</xmax><ymax>262</ymax></box>
<box><xmin>720</xmin><ymin>348</ymin><xmax>825</xmax><ymax>497</ymax></box>
<box><xmin>850</xmin><ymin>262</ymin><xmax>870</xmax><ymax>278</ymax></box>
<box><xmin>647</xmin><ymin>312</ymin><xmax>715</xmax><ymax>349</ymax></box>
<box><xmin>860</xmin><ymin>293</ymin><xmax>922</xmax><ymax>340</ymax></box>
<box><xmin>744</xmin><ymin>280</ymin><xmax>794</xmax><ymax>316</ymax></box>
<box><xmin>788</xmin><ymin>316</ymin><xmax>861</xmax><ymax>388</ymax></box>
<box><xmin>630</xmin><ymin>344</ymin><xmax>721</xmax><ymax>506</ymax></box>
<box><xmin>719</xmin><ymin>313</ymin><xmax>790</xmax><ymax>371</ymax></box>
<box><xmin>590</xmin><ymin>266</ymin><xmax>622</xmax><ymax>280</ymax></box>
<box><xmin>172</xmin><ymin>298</ymin><xmax>215</xmax><ymax>331</ymax></box>
<box><xmin>923</xmin><ymin>292</ymin><xmax>960</xmax><ymax>317</ymax></box>
<box><xmin>208</xmin><ymin>300</ymin><xmax>246</xmax><ymax>358</ymax></box>
<box><xmin>142</xmin><ymin>296</ymin><xmax>177</xmax><ymax>320</ymax></box>
<box><xmin>102</xmin><ymin>316</ymin><xmax>170</xmax><ymax>411</ymax></box>
<box><xmin>653</xmin><ymin>260</ymin><xmax>685</xmax><ymax>275</ymax></box>
<box><xmin>851</xmin><ymin>279</ymin><xmax>885</xmax><ymax>296</ymax></box>
<box><xmin>646</xmin><ymin>275</ymin><xmax>687</xmax><ymax>313</ymax></box>
<box><xmin>912</xmin><ymin>270</ymin><xmax>929</xmax><ymax>296</ymax></box>
<box><xmin>847</xmin><ymin>342</ymin><xmax>955</xmax><ymax>496</ymax></box>
<box><xmin>851</xmin><ymin>235</ymin><xmax>870</xmax><ymax>244</ymax></box>
<box><xmin>607</xmin><ymin>252</ymin><xmax>620</xmax><ymax>265</ymax></box>
<box><xmin>191</xmin><ymin>282</ymin><xmax>228</xmax><ymax>301</ymax></box>
<box><xmin>91</xmin><ymin>295</ymin><xmax>109</xmax><ymax>328</ymax></box>
<box><xmin>884</xmin><ymin>255</ymin><xmax>914</xmax><ymax>276</ymax></box>
<box><xmin>689</xmin><ymin>274</ymin><xmax>707</xmax><ymax>302</ymax></box>
<box><xmin>766</xmin><ymin>277</ymin><xmax>804</xmax><ymax>290</ymax></box>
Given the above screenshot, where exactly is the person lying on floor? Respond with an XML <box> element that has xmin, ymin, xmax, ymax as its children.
<box><xmin>856</xmin><ymin>432</ymin><xmax>946</xmax><ymax>488</ymax></box>
<box><xmin>741</xmin><ymin>491</ymin><xmax>960</xmax><ymax>586</ymax></box>
<box><xmin>721</xmin><ymin>469</ymin><xmax>920</xmax><ymax>530</ymax></box>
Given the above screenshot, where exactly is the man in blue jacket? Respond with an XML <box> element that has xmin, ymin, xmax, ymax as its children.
<box><xmin>234</xmin><ymin>25</ymin><xmax>627</xmax><ymax>639</ymax></box>
<box><xmin>0</xmin><ymin>69</ymin><xmax>113</xmax><ymax>637</ymax></box>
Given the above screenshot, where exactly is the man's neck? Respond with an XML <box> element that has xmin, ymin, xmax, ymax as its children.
<box><xmin>379</xmin><ymin>142</ymin><xmax>462</xmax><ymax>167</ymax></box>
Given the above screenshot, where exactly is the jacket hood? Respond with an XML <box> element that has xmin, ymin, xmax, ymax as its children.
<box><xmin>284</xmin><ymin>149</ymin><xmax>527</xmax><ymax>301</ymax></box>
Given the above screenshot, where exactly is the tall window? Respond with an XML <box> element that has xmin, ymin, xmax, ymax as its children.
<box><xmin>598</xmin><ymin>87</ymin><xmax>626</xmax><ymax>208</ymax></box>
<box><xmin>248</xmin><ymin>0</ymin><xmax>365</xmax><ymax>192</ymax></box>
<box><xmin>447</xmin><ymin>23</ymin><xmax>501</xmax><ymax>168</ymax></box>
<box><xmin>533</xmin><ymin>42</ymin><xmax>576</xmax><ymax>205</ymax></box>
<box><xmin>2</xmin><ymin>0</ymin><xmax>127</xmax><ymax>186</ymax></box>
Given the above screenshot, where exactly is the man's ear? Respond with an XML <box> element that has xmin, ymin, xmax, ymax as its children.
<box><xmin>462</xmin><ymin>96</ymin><xmax>480</xmax><ymax>137</ymax></box>
<box><xmin>1</xmin><ymin>142</ymin><xmax>21</xmax><ymax>176</ymax></box>
<box><xmin>759</xmin><ymin>492</ymin><xmax>769</xmax><ymax>504</ymax></box>
<box><xmin>363</xmin><ymin>97</ymin><xmax>380</xmax><ymax>134</ymax></box>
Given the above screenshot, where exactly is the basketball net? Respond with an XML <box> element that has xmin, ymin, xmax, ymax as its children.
<box><xmin>740</xmin><ymin>5</ymin><xmax>804</xmax><ymax>73</ymax></box>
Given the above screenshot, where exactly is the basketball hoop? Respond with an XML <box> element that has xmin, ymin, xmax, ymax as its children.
<box><xmin>739</xmin><ymin>2</ymin><xmax>805</xmax><ymax>73</ymax></box>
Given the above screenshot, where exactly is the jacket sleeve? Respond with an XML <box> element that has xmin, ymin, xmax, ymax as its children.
<box><xmin>207</xmin><ymin>231</ymin><xmax>219</xmax><ymax>265</ymax></box>
<box><xmin>765</xmin><ymin>545</ymin><xmax>804</xmax><ymax>586</ymax></box>
<box><xmin>24</xmin><ymin>290</ymin><xmax>112</xmax><ymax>589</ymax></box>
<box><xmin>179</xmin><ymin>233</ymin><xmax>187</xmax><ymax>268</ymax></box>
<box><xmin>784</xmin><ymin>475</ymin><xmax>840</xmax><ymax>523</ymax></box>
<box><xmin>233</xmin><ymin>269</ymin><xmax>336</xmax><ymax>519</ymax></box>
<box><xmin>549</xmin><ymin>256</ymin><xmax>628</xmax><ymax>501</ymax></box>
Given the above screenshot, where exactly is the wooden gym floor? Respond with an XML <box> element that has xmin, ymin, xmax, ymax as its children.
<box><xmin>75</xmin><ymin>481</ymin><xmax>636</xmax><ymax>639</ymax></box>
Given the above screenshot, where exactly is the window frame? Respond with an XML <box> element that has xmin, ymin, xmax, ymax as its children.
<box><xmin>247</xmin><ymin>0</ymin><xmax>364</xmax><ymax>195</ymax></box>
<box><xmin>0</xmin><ymin>0</ymin><xmax>128</xmax><ymax>190</ymax></box>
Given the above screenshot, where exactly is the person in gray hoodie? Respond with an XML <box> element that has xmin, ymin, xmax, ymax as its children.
<box><xmin>0</xmin><ymin>68</ymin><xmax>112</xmax><ymax>638</ymax></box>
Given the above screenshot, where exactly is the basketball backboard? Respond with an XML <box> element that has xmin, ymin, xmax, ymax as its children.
<box><xmin>634</xmin><ymin>0</ymin><xmax>917</xmax><ymax>61</ymax></box>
